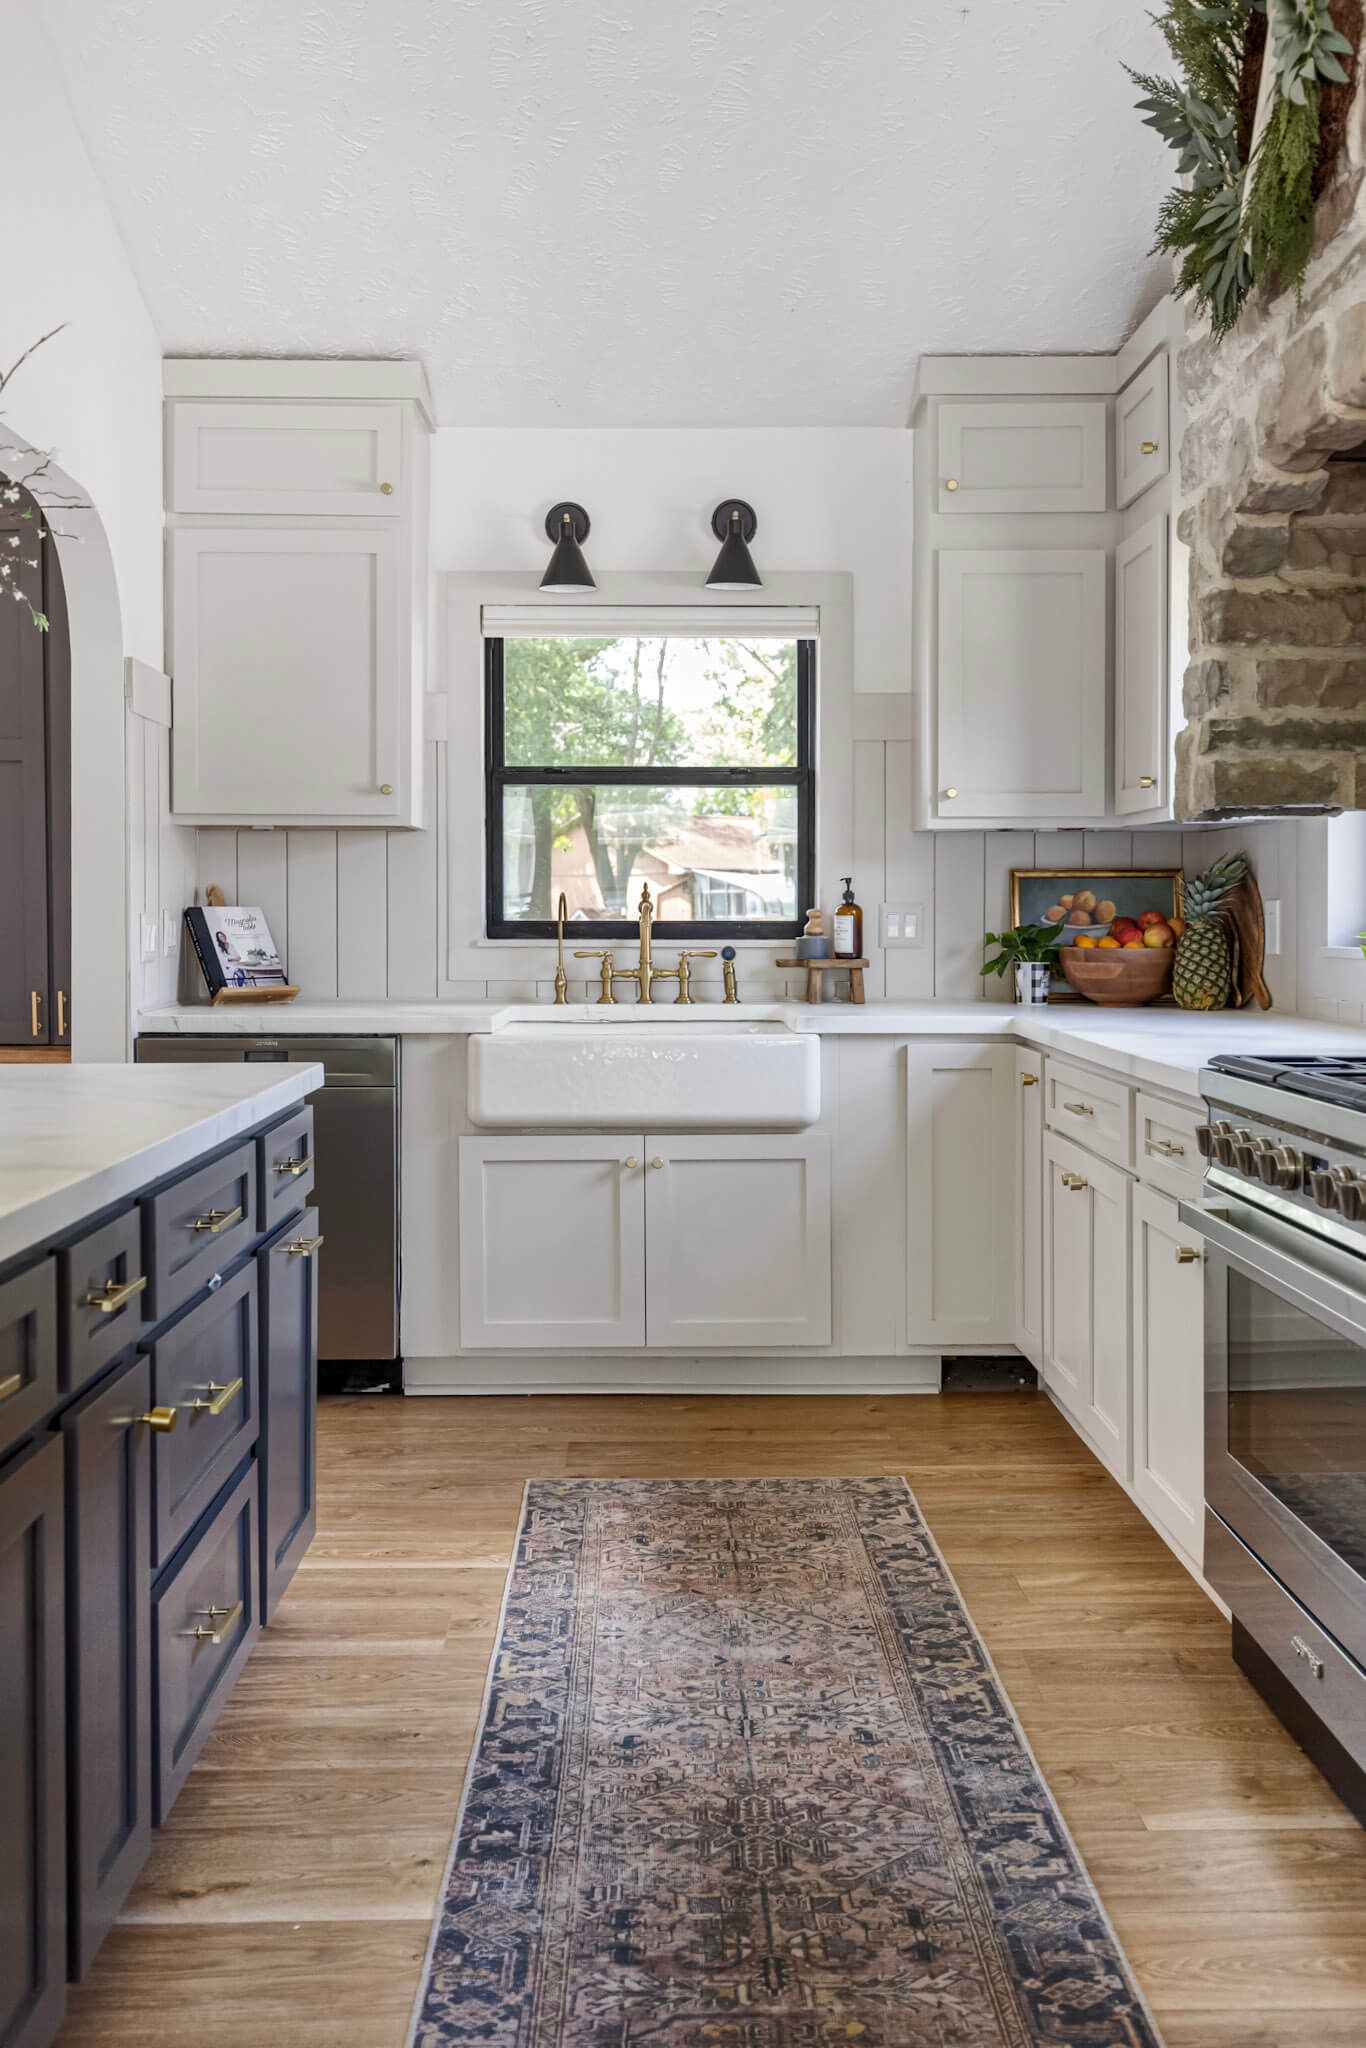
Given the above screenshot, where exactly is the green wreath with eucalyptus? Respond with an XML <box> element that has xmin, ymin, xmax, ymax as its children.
<box><xmin>1129</xmin><ymin>0</ymin><xmax>1357</xmax><ymax>336</ymax></box>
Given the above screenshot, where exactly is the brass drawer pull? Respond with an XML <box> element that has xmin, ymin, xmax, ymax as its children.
<box><xmin>30</xmin><ymin>990</ymin><xmax>41</xmax><ymax>1038</ymax></box>
<box><xmin>189</xmin><ymin>1205</ymin><xmax>243</xmax><ymax>1235</ymax></box>
<box><xmin>184</xmin><ymin>1599</ymin><xmax>243</xmax><ymax>1645</ymax></box>
<box><xmin>285</xmin><ymin>1234</ymin><xmax>326</xmax><ymax>1259</ymax></box>
<box><xmin>191</xmin><ymin>1377</ymin><xmax>243</xmax><ymax>1417</ymax></box>
<box><xmin>1175</xmin><ymin>1245</ymin><xmax>1202</xmax><ymax>1265</ymax></box>
<box><xmin>1291</xmin><ymin>1634</ymin><xmax>1324</xmax><ymax>1680</ymax></box>
<box><xmin>1061</xmin><ymin>1172</ymin><xmax>1087</xmax><ymax>1192</ymax></box>
<box><xmin>0</xmin><ymin>1369</ymin><xmax>24</xmax><ymax>1404</ymax></box>
<box><xmin>273</xmin><ymin>1153</ymin><xmax>314</xmax><ymax>1177</ymax></box>
<box><xmin>84</xmin><ymin>1273</ymin><xmax>147</xmax><ymax>1314</ymax></box>
<box><xmin>139</xmin><ymin>1406</ymin><xmax>178</xmax><ymax>1433</ymax></box>
<box><xmin>1063</xmin><ymin>1101</ymin><xmax>1094</xmax><ymax>1117</ymax></box>
<box><xmin>1151</xmin><ymin>1138</ymin><xmax>1186</xmax><ymax>1158</ymax></box>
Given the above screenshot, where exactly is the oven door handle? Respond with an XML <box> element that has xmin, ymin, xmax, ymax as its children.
<box><xmin>1179</xmin><ymin>1193</ymin><xmax>1366</xmax><ymax>1344</ymax></box>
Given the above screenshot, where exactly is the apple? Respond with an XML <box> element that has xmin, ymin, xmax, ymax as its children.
<box><xmin>1168</xmin><ymin>916</ymin><xmax>1187</xmax><ymax>938</ymax></box>
<box><xmin>1110</xmin><ymin>918</ymin><xmax>1140</xmax><ymax>942</ymax></box>
<box><xmin>1142</xmin><ymin>922</ymin><xmax>1175</xmax><ymax>948</ymax></box>
<box><xmin>1137</xmin><ymin>910</ymin><xmax>1167</xmax><ymax>930</ymax></box>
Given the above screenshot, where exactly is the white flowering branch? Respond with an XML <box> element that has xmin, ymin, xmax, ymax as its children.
<box><xmin>0</xmin><ymin>326</ymin><xmax>87</xmax><ymax>630</ymax></box>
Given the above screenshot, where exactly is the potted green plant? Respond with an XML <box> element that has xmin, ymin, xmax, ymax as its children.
<box><xmin>982</xmin><ymin>920</ymin><xmax>1064</xmax><ymax>1005</ymax></box>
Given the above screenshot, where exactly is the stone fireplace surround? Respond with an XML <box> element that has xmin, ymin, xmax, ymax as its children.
<box><xmin>1177</xmin><ymin>46</ymin><xmax>1366</xmax><ymax>818</ymax></box>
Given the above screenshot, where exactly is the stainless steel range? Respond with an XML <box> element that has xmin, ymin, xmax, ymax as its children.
<box><xmin>1184</xmin><ymin>1054</ymin><xmax>1366</xmax><ymax>1821</ymax></box>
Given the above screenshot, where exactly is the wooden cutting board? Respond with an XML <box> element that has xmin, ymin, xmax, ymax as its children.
<box><xmin>1227</xmin><ymin>870</ymin><xmax>1272</xmax><ymax>1010</ymax></box>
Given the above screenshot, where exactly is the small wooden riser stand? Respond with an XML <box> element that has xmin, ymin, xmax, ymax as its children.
<box><xmin>776</xmin><ymin>957</ymin><xmax>869</xmax><ymax>1005</ymax></box>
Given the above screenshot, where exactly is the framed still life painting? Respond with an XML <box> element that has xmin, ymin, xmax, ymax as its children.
<box><xmin>1009</xmin><ymin>868</ymin><xmax>1185</xmax><ymax>999</ymax></box>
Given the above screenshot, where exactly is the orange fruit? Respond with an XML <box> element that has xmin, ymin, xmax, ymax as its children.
<box><xmin>1074</xmin><ymin>934</ymin><xmax>1098</xmax><ymax>949</ymax></box>
<box><xmin>1122</xmin><ymin>938</ymin><xmax>1145</xmax><ymax>949</ymax></box>
<box><xmin>1097</xmin><ymin>936</ymin><xmax>1121</xmax><ymax>949</ymax></box>
<box><xmin>1168</xmin><ymin>916</ymin><xmax>1187</xmax><ymax>937</ymax></box>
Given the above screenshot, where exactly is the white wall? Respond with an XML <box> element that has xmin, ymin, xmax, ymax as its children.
<box><xmin>3</xmin><ymin>0</ymin><xmax>168</xmax><ymax>1055</ymax></box>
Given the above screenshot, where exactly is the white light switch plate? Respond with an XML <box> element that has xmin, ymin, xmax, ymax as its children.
<box><xmin>163</xmin><ymin>909</ymin><xmax>179</xmax><ymax>956</ymax></box>
<box><xmin>140</xmin><ymin>915</ymin><xmax>158</xmax><ymax>962</ymax></box>
<box><xmin>1264</xmin><ymin>898</ymin><xmax>1281</xmax><ymax>956</ymax></box>
<box><xmin>880</xmin><ymin>903</ymin><xmax>925</xmax><ymax>949</ymax></box>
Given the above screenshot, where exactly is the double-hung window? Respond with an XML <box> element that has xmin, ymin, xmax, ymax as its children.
<box><xmin>484</xmin><ymin>608</ymin><xmax>815</xmax><ymax>940</ymax></box>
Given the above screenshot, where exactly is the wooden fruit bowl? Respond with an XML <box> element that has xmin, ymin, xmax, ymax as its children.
<box><xmin>1057</xmin><ymin>944</ymin><xmax>1173</xmax><ymax>1006</ymax></box>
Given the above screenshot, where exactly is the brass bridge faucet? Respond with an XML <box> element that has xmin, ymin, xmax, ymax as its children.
<box><xmin>570</xmin><ymin>885</ymin><xmax>725</xmax><ymax>1005</ymax></box>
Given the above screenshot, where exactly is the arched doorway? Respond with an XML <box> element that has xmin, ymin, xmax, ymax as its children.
<box><xmin>0</xmin><ymin>479</ymin><xmax>69</xmax><ymax>1055</ymax></box>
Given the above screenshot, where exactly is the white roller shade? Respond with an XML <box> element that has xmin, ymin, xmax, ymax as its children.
<box><xmin>482</xmin><ymin>605</ymin><xmax>819</xmax><ymax>640</ymax></box>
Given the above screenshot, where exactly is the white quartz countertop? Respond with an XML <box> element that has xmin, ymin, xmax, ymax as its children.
<box><xmin>0</xmin><ymin>1063</ymin><xmax>323</xmax><ymax>1267</ymax></box>
<box><xmin>134</xmin><ymin>998</ymin><xmax>1366</xmax><ymax>1102</ymax></box>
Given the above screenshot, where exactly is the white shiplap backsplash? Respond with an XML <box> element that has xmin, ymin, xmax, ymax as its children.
<box><xmin>129</xmin><ymin>712</ymin><xmax>1302</xmax><ymax>1020</ymax></box>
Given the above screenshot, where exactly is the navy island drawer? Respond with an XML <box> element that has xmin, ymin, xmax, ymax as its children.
<box><xmin>61</xmin><ymin>1207</ymin><xmax>146</xmax><ymax>1395</ymax></box>
<box><xmin>0</xmin><ymin>1257</ymin><xmax>58</xmax><ymax>1461</ymax></box>
<box><xmin>258</xmin><ymin>1105</ymin><xmax>315</xmax><ymax>1237</ymax></box>
<box><xmin>152</xmin><ymin>1458</ymin><xmax>259</xmax><ymax>1822</ymax></box>
<box><xmin>144</xmin><ymin>1262</ymin><xmax>259</xmax><ymax>1568</ymax></box>
<box><xmin>142</xmin><ymin>1140</ymin><xmax>257</xmax><ymax>1326</ymax></box>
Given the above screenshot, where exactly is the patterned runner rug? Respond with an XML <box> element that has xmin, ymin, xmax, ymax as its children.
<box><xmin>409</xmin><ymin>1477</ymin><xmax>1162</xmax><ymax>2048</ymax></box>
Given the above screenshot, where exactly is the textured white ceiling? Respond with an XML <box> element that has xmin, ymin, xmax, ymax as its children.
<box><xmin>40</xmin><ymin>0</ymin><xmax>1173</xmax><ymax>426</ymax></box>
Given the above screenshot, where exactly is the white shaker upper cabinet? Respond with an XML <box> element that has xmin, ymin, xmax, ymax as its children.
<box><xmin>169</xmin><ymin>403</ymin><xmax>405</xmax><ymax>517</ymax></box>
<box><xmin>936</xmin><ymin>550</ymin><xmax>1107</xmax><ymax>822</ymax></box>
<box><xmin>937</xmin><ymin>401</ymin><xmax>1108</xmax><ymax>515</ymax></box>
<box><xmin>1115</xmin><ymin>353</ymin><xmax>1170</xmax><ymax>509</ymax></box>
<box><xmin>1114</xmin><ymin>515</ymin><xmax>1170</xmax><ymax>817</ymax></box>
<box><xmin>170</xmin><ymin>527</ymin><xmax>407</xmax><ymax>825</ymax></box>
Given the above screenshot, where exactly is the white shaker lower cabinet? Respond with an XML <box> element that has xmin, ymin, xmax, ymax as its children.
<box><xmin>1015</xmin><ymin>1048</ymin><xmax>1045</xmax><ymax>1367</ymax></box>
<box><xmin>906</xmin><ymin>1044</ymin><xmax>1015</xmax><ymax>1347</ymax></box>
<box><xmin>457</xmin><ymin>1133</ymin><xmax>831</xmax><ymax>1351</ymax></box>
<box><xmin>1043</xmin><ymin>1129</ymin><xmax>1131</xmax><ymax>1481</ymax></box>
<box><xmin>644</xmin><ymin>1136</ymin><xmax>831</xmax><ymax>1348</ymax></box>
<box><xmin>1131</xmin><ymin>1183</ymin><xmax>1205</xmax><ymax>1563</ymax></box>
<box><xmin>935</xmin><ymin>550</ymin><xmax>1107</xmax><ymax>822</ymax></box>
<box><xmin>458</xmin><ymin>1137</ymin><xmax>646</xmax><ymax>1349</ymax></box>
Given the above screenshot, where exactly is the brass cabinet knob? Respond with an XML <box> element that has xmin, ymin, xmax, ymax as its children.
<box><xmin>379</xmin><ymin>481</ymin><xmax>394</xmax><ymax>495</ymax></box>
<box><xmin>1141</xmin><ymin>440</ymin><xmax>1159</xmax><ymax>455</ymax></box>
<box><xmin>139</xmin><ymin>1406</ymin><xmax>178</xmax><ymax>1433</ymax></box>
<box><xmin>1175</xmin><ymin>1246</ymin><xmax>1202</xmax><ymax>1264</ymax></box>
<box><xmin>380</xmin><ymin>783</ymin><xmax>393</xmax><ymax>795</ymax></box>
<box><xmin>1021</xmin><ymin>1072</ymin><xmax>1038</xmax><ymax>1086</ymax></box>
<box><xmin>942</xmin><ymin>787</ymin><xmax>958</xmax><ymax>800</ymax></box>
<box><xmin>945</xmin><ymin>478</ymin><xmax>959</xmax><ymax>491</ymax></box>
<box><xmin>623</xmin><ymin>1155</ymin><xmax>638</xmax><ymax>1169</ymax></box>
<box><xmin>650</xmin><ymin>1156</ymin><xmax>664</xmax><ymax>1170</ymax></box>
<box><xmin>1138</xmin><ymin>776</ymin><xmax>1157</xmax><ymax>789</ymax></box>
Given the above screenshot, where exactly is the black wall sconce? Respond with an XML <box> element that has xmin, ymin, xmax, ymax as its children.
<box><xmin>705</xmin><ymin>499</ymin><xmax>762</xmax><ymax>589</ymax></box>
<box><xmin>540</xmin><ymin>502</ymin><xmax>595</xmax><ymax>591</ymax></box>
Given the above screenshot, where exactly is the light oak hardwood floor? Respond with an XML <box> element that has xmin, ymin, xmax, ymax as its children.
<box><xmin>58</xmin><ymin>1391</ymin><xmax>1366</xmax><ymax>2048</ymax></box>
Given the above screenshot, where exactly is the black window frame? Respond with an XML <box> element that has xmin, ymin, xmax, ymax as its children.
<box><xmin>484</xmin><ymin>633</ymin><xmax>816</xmax><ymax>941</ymax></box>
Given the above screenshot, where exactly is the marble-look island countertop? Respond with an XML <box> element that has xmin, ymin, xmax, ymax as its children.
<box><xmin>0</xmin><ymin>1062</ymin><xmax>323</xmax><ymax>1268</ymax></box>
<box><xmin>134</xmin><ymin>997</ymin><xmax>1366</xmax><ymax>1101</ymax></box>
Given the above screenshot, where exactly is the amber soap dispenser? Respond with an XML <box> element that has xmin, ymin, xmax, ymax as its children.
<box><xmin>833</xmin><ymin>877</ymin><xmax>863</xmax><ymax>958</ymax></box>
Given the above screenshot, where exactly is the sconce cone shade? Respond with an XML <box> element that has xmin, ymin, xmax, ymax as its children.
<box><xmin>540</xmin><ymin>503</ymin><xmax>595</xmax><ymax>591</ymax></box>
<box><xmin>706</xmin><ymin>499</ymin><xmax>762</xmax><ymax>589</ymax></box>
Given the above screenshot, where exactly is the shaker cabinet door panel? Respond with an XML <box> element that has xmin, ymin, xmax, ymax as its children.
<box><xmin>0</xmin><ymin>1433</ymin><xmax>66</xmax><ymax>2048</ymax></box>
<box><xmin>61</xmin><ymin>1356</ymin><xmax>152</xmax><ymax>1979</ymax></box>
<box><xmin>458</xmin><ymin>1137</ymin><xmax>646</xmax><ymax>1349</ymax></box>
<box><xmin>936</xmin><ymin>551</ymin><xmax>1107</xmax><ymax>820</ymax></box>
<box><xmin>170</xmin><ymin>402</ymin><xmax>404</xmax><ymax>517</ymax></box>
<box><xmin>1114</xmin><ymin>515</ymin><xmax>1169</xmax><ymax>816</ymax></box>
<box><xmin>1132</xmin><ymin>1184</ymin><xmax>1205</xmax><ymax>1562</ymax></box>
<box><xmin>906</xmin><ymin>1044</ymin><xmax>1015</xmax><ymax>1346</ymax></box>
<box><xmin>170</xmin><ymin>526</ymin><xmax>404</xmax><ymax>823</ymax></box>
<box><xmin>0</xmin><ymin>1258</ymin><xmax>58</xmax><ymax>1465</ymax></box>
<box><xmin>937</xmin><ymin>401</ymin><xmax>1108</xmax><ymax>513</ymax></box>
<box><xmin>1116</xmin><ymin>353</ymin><xmax>1170</xmax><ymax>509</ymax></box>
<box><xmin>644</xmin><ymin>1136</ymin><xmax>832</xmax><ymax>1349</ymax></box>
<box><xmin>1043</xmin><ymin>1130</ymin><xmax>1131</xmax><ymax>1482</ymax></box>
<box><xmin>258</xmin><ymin>1207</ymin><xmax>320</xmax><ymax>1620</ymax></box>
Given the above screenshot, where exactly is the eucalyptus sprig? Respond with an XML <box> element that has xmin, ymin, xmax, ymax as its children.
<box><xmin>0</xmin><ymin>325</ymin><xmax>85</xmax><ymax>632</ymax></box>
<box><xmin>1267</xmin><ymin>0</ymin><xmax>1352</xmax><ymax>103</ymax></box>
<box><xmin>981</xmin><ymin>921</ymin><xmax>1066</xmax><ymax>980</ymax></box>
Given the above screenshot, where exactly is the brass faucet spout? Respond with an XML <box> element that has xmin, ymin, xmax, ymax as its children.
<box><xmin>554</xmin><ymin>893</ymin><xmax>569</xmax><ymax>1005</ymax></box>
<box><xmin>637</xmin><ymin>883</ymin><xmax>655</xmax><ymax>1003</ymax></box>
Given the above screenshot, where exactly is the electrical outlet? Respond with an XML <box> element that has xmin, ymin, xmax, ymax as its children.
<box><xmin>879</xmin><ymin>903</ymin><xmax>924</xmax><ymax>949</ymax></box>
<box><xmin>162</xmin><ymin>909</ymin><xmax>178</xmax><ymax>956</ymax></box>
<box><xmin>1264</xmin><ymin>898</ymin><xmax>1282</xmax><ymax>957</ymax></box>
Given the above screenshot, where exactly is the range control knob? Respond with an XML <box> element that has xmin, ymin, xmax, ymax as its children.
<box><xmin>1197</xmin><ymin>1119</ymin><xmax>1232</xmax><ymax>1160</ymax></box>
<box><xmin>1337</xmin><ymin>1176</ymin><xmax>1366</xmax><ymax>1223</ymax></box>
<box><xmin>1233</xmin><ymin>1136</ymin><xmax>1274</xmax><ymax>1174</ymax></box>
<box><xmin>1211</xmin><ymin>1124</ymin><xmax>1247</xmax><ymax>1167</ymax></box>
<box><xmin>1310</xmin><ymin>1165</ymin><xmax>1355</xmax><ymax>1212</ymax></box>
<box><xmin>1255</xmin><ymin>1145</ymin><xmax>1304</xmax><ymax>1191</ymax></box>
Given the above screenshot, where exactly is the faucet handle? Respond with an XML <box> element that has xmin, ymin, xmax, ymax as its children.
<box><xmin>721</xmin><ymin>945</ymin><xmax>740</xmax><ymax>1004</ymax></box>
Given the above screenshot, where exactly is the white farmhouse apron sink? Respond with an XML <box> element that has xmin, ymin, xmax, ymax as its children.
<box><xmin>466</xmin><ymin>1011</ymin><xmax>820</xmax><ymax>1130</ymax></box>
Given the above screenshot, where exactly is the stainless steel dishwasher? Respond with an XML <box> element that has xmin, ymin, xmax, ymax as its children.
<box><xmin>135</xmin><ymin>1035</ymin><xmax>399</xmax><ymax>1370</ymax></box>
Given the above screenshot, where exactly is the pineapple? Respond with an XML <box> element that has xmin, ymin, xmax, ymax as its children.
<box><xmin>1172</xmin><ymin>852</ymin><xmax>1248</xmax><ymax>1011</ymax></box>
